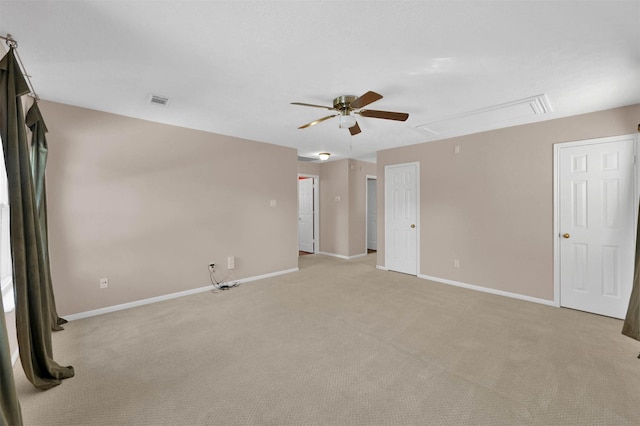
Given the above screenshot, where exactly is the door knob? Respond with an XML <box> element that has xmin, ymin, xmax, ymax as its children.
<box><xmin>562</xmin><ymin>233</ymin><xmax>570</xmax><ymax>239</ymax></box>
<box><xmin>410</xmin><ymin>224</ymin><xmax>416</xmax><ymax>228</ymax></box>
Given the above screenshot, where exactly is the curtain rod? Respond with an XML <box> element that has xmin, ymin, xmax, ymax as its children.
<box><xmin>1</xmin><ymin>33</ymin><xmax>39</xmax><ymax>101</ymax></box>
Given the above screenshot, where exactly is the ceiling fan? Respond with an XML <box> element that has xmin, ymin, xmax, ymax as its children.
<box><xmin>291</xmin><ymin>91</ymin><xmax>409</xmax><ymax>135</ymax></box>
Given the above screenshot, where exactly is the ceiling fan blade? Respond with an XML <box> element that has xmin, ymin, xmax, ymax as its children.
<box><xmin>349</xmin><ymin>122</ymin><xmax>361</xmax><ymax>136</ymax></box>
<box><xmin>350</xmin><ymin>91</ymin><xmax>383</xmax><ymax>109</ymax></box>
<box><xmin>298</xmin><ymin>114</ymin><xmax>338</xmax><ymax>129</ymax></box>
<box><xmin>291</xmin><ymin>102</ymin><xmax>335</xmax><ymax>110</ymax></box>
<box><xmin>358</xmin><ymin>109</ymin><xmax>409</xmax><ymax>121</ymax></box>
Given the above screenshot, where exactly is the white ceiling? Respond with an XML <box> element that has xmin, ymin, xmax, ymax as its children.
<box><xmin>1</xmin><ymin>0</ymin><xmax>639</xmax><ymax>163</ymax></box>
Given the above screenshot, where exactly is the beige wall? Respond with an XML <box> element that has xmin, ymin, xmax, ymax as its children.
<box><xmin>42</xmin><ymin>100</ymin><xmax>298</xmax><ymax>316</ymax></box>
<box><xmin>378</xmin><ymin>104</ymin><xmax>640</xmax><ymax>301</ymax></box>
<box><xmin>37</xmin><ymin>99</ymin><xmax>639</xmax><ymax>317</ymax></box>
<box><xmin>319</xmin><ymin>160</ymin><xmax>349</xmax><ymax>256</ymax></box>
<box><xmin>297</xmin><ymin>161</ymin><xmax>320</xmax><ymax>176</ymax></box>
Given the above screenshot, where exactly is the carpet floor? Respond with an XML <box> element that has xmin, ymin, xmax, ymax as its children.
<box><xmin>13</xmin><ymin>253</ymin><xmax>640</xmax><ymax>425</ymax></box>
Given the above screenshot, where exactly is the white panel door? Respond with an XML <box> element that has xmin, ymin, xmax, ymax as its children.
<box><xmin>559</xmin><ymin>137</ymin><xmax>636</xmax><ymax>319</ymax></box>
<box><xmin>298</xmin><ymin>178</ymin><xmax>314</xmax><ymax>253</ymax></box>
<box><xmin>367</xmin><ymin>178</ymin><xmax>377</xmax><ymax>250</ymax></box>
<box><xmin>385</xmin><ymin>163</ymin><xmax>418</xmax><ymax>275</ymax></box>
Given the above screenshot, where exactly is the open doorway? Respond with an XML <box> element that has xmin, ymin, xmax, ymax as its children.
<box><xmin>366</xmin><ymin>176</ymin><xmax>377</xmax><ymax>253</ymax></box>
<box><xmin>298</xmin><ymin>174</ymin><xmax>319</xmax><ymax>256</ymax></box>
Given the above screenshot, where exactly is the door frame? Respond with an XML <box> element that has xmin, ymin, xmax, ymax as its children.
<box><xmin>553</xmin><ymin>134</ymin><xmax>639</xmax><ymax>308</ymax></box>
<box><xmin>384</xmin><ymin>162</ymin><xmax>420</xmax><ymax>275</ymax></box>
<box><xmin>365</xmin><ymin>175</ymin><xmax>377</xmax><ymax>252</ymax></box>
<box><xmin>298</xmin><ymin>174</ymin><xmax>320</xmax><ymax>254</ymax></box>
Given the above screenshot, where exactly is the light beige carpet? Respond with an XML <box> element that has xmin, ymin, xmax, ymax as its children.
<box><xmin>13</xmin><ymin>254</ymin><xmax>640</xmax><ymax>425</ymax></box>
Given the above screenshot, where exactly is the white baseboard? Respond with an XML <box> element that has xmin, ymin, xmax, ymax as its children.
<box><xmin>316</xmin><ymin>251</ymin><xmax>368</xmax><ymax>260</ymax></box>
<box><xmin>418</xmin><ymin>273</ymin><xmax>557</xmax><ymax>307</ymax></box>
<box><xmin>235</xmin><ymin>267</ymin><xmax>299</xmax><ymax>284</ymax></box>
<box><xmin>65</xmin><ymin>267</ymin><xmax>299</xmax><ymax>322</ymax></box>
<box><xmin>376</xmin><ymin>265</ymin><xmax>388</xmax><ymax>271</ymax></box>
<box><xmin>11</xmin><ymin>348</ymin><xmax>18</xmax><ymax>366</ymax></box>
<box><xmin>347</xmin><ymin>253</ymin><xmax>368</xmax><ymax>259</ymax></box>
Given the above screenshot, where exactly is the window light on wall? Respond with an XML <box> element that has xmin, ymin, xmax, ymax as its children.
<box><xmin>0</xmin><ymin>138</ymin><xmax>14</xmax><ymax>313</ymax></box>
<box><xmin>1</xmin><ymin>279</ymin><xmax>13</xmax><ymax>313</ymax></box>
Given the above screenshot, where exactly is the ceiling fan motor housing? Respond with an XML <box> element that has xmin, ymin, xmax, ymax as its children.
<box><xmin>333</xmin><ymin>95</ymin><xmax>357</xmax><ymax>112</ymax></box>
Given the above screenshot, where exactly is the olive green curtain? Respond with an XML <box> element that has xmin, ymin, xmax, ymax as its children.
<box><xmin>25</xmin><ymin>103</ymin><xmax>67</xmax><ymax>332</ymax></box>
<box><xmin>0</xmin><ymin>47</ymin><xmax>24</xmax><ymax>426</ymax></box>
<box><xmin>0</xmin><ymin>48</ymin><xmax>73</xmax><ymax>390</ymax></box>
<box><xmin>622</xmin><ymin>202</ymin><xmax>640</xmax><ymax>342</ymax></box>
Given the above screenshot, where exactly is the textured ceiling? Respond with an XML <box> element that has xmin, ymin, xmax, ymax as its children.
<box><xmin>1</xmin><ymin>0</ymin><xmax>639</xmax><ymax>163</ymax></box>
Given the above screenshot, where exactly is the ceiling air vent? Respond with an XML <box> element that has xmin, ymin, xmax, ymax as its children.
<box><xmin>297</xmin><ymin>156</ymin><xmax>317</xmax><ymax>162</ymax></box>
<box><xmin>149</xmin><ymin>94</ymin><xmax>170</xmax><ymax>107</ymax></box>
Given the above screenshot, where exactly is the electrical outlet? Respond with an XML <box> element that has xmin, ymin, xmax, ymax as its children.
<box><xmin>227</xmin><ymin>256</ymin><xmax>235</xmax><ymax>270</ymax></box>
<box><xmin>99</xmin><ymin>278</ymin><xmax>109</xmax><ymax>289</ymax></box>
<box><xmin>453</xmin><ymin>259</ymin><xmax>460</xmax><ymax>268</ymax></box>
<box><xmin>208</xmin><ymin>263</ymin><xmax>215</xmax><ymax>271</ymax></box>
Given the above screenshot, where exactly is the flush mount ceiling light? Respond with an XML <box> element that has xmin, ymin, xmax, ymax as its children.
<box><xmin>318</xmin><ymin>152</ymin><xmax>330</xmax><ymax>161</ymax></box>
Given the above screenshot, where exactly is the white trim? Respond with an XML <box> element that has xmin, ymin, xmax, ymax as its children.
<box><xmin>316</xmin><ymin>251</ymin><xmax>368</xmax><ymax>260</ymax></box>
<box><xmin>384</xmin><ymin>162</ymin><xmax>420</xmax><ymax>275</ymax></box>
<box><xmin>416</xmin><ymin>163</ymin><xmax>420</xmax><ymax>277</ymax></box>
<box><xmin>553</xmin><ymin>142</ymin><xmax>562</xmax><ymax>307</ymax></box>
<box><xmin>553</xmin><ymin>134</ymin><xmax>639</xmax><ymax>309</ymax></box>
<box><xmin>419</xmin><ymin>273</ymin><xmax>557</xmax><ymax>307</ymax></box>
<box><xmin>376</xmin><ymin>265</ymin><xmax>388</xmax><ymax>271</ymax></box>
<box><xmin>235</xmin><ymin>267</ymin><xmax>299</xmax><ymax>284</ymax></box>
<box><xmin>11</xmin><ymin>348</ymin><xmax>18</xmax><ymax>366</ymax></box>
<box><xmin>349</xmin><ymin>253</ymin><xmax>368</xmax><ymax>259</ymax></box>
<box><xmin>298</xmin><ymin>174</ymin><xmax>320</xmax><ymax>254</ymax></box>
<box><xmin>65</xmin><ymin>267</ymin><xmax>299</xmax><ymax>321</ymax></box>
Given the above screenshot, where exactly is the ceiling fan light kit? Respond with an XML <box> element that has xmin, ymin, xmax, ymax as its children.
<box><xmin>339</xmin><ymin>114</ymin><xmax>357</xmax><ymax>129</ymax></box>
<box><xmin>292</xmin><ymin>91</ymin><xmax>409</xmax><ymax>136</ymax></box>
